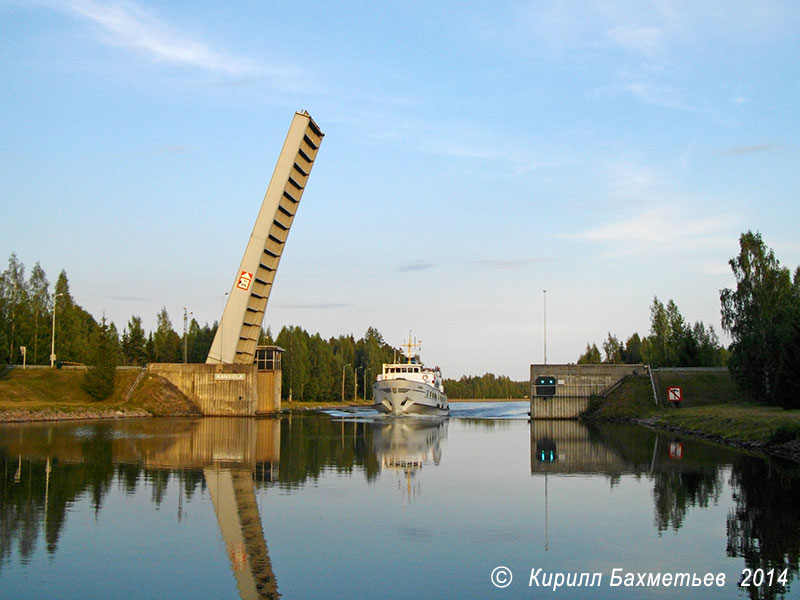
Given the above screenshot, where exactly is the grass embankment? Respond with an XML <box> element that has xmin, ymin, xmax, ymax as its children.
<box><xmin>588</xmin><ymin>372</ymin><xmax>800</xmax><ymax>461</ymax></box>
<box><xmin>0</xmin><ymin>367</ymin><xmax>200</xmax><ymax>421</ymax></box>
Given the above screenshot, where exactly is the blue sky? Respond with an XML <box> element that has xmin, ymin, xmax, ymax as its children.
<box><xmin>2</xmin><ymin>1</ymin><xmax>799</xmax><ymax>379</ymax></box>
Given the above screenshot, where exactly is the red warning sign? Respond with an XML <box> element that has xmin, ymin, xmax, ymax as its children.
<box><xmin>669</xmin><ymin>441</ymin><xmax>683</xmax><ymax>459</ymax></box>
<box><xmin>667</xmin><ymin>387</ymin><xmax>682</xmax><ymax>403</ymax></box>
<box><xmin>236</xmin><ymin>270</ymin><xmax>253</xmax><ymax>291</ymax></box>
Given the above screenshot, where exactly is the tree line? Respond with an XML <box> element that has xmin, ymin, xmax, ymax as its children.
<box><xmin>721</xmin><ymin>231</ymin><xmax>800</xmax><ymax>409</ymax></box>
<box><xmin>575</xmin><ymin>230</ymin><xmax>800</xmax><ymax>410</ymax></box>
<box><xmin>576</xmin><ymin>296</ymin><xmax>729</xmax><ymax>368</ymax></box>
<box><xmin>5</xmin><ymin>229</ymin><xmax>797</xmax><ymax>407</ymax></box>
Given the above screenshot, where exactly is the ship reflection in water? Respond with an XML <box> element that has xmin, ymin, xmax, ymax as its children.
<box><xmin>370</xmin><ymin>417</ymin><xmax>447</xmax><ymax>501</ymax></box>
<box><xmin>2</xmin><ymin>407</ymin><xmax>800</xmax><ymax>599</ymax></box>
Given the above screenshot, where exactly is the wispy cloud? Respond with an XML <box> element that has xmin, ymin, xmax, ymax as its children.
<box><xmin>606</xmin><ymin>25</ymin><xmax>664</xmax><ymax>57</ymax></box>
<box><xmin>565</xmin><ymin>206</ymin><xmax>739</xmax><ymax>257</ymax></box>
<box><xmin>622</xmin><ymin>82</ymin><xmax>691</xmax><ymax>111</ymax></box>
<box><xmin>398</xmin><ymin>260</ymin><xmax>435</xmax><ymax>272</ymax></box>
<box><xmin>277</xmin><ymin>302</ymin><xmax>352</xmax><ymax>310</ymax></box>
<box><xmin>160</xmin><ymin>145</ymin><xmax>190</xmax><ymax>154</ymax></box>
<box><xmin>471</xmin><ymin>258</ymin><xmax>547</xmax><ymax>270</ymax></box>
<box><xmin>47</xmin><ymin>0</ymin><xmax>297</xmax><ymax>80</ymax></box>
<box><xmin>601</xmin><ymin>160</ymin><xmax>665</xmax><ymax>201</ymax></box>
<box><xmin>720</xmin><ymin>143</ymin><xmax>786</xmax><ymax>156</ymax></box>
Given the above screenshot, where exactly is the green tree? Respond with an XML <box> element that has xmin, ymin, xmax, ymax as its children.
<box><xmin>721</xmin><ymin>231</ymin><xmax>800</xmax><ymax>407</ymax></box>
<box><xmin>121</xmin><ymin>315</ymin><xmax>148</xmax><ymax>366</ymax></box>
<box><xmin>152</xmin><ymin>307</ymin><xmax>180</xmax><ymax>363</ymax></box>
<box><xmin>82</xmin><ymin>315</ymin><xmax>118</xmax><ymax>400</ymax></box>
<box><xmin>2</xmin><ymin>254</ymin><xmax>28</xmax><ymax>363</ymax></box>
<box><xmin>276</xmin><ymin>326</ymin><xmax>310</xmax><ymax>401</ymax></box>
<box><xmin>577</xmin><ymin>343</ymin><xmax>602</xmax><ymax>364</ymax></box>
<box><xmin>53</xmin><ymin>270</ymin><xmax>97</xmax><ymax>364</ymax></box>
<box><xmin>28</xmin><ymin>263</ymin><xmax>50</xmax><ymax>364</ymax></box>
<box><xmin>623</xmin><ymin>332</ymin><xmax>642</xmax><ymax>364</ymax></box>
<box><xmin>188</xmin><ymin>321</ymin><xmax>216</xmax><ymax>363</ymax></box>
<box><xmin>602</xmin><ymin>333</ymin><xmax>623</xmax><ymax>364</ymax></box>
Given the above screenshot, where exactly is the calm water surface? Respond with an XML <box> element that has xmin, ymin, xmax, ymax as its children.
<box><xmin>1</xmin><ymin>402</ymin><xmax>798</xmax><ymax>599</ymax></box>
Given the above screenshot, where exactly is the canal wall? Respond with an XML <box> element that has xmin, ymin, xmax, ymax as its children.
<box><xmin>529</xmin><ymin>364</ymin><xmax>646</xmax><ymax>419</ymax></box>
<box><xmin>147</xmin><ymin>363</ymin><xmax>258</xmax><ymax>416</ymax></box>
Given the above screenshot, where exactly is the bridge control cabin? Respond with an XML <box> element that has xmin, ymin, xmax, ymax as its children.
<box><xmin>255</xmin><ymin>345</ymin><xmax>284</xmax><ymax>414</ymax></box>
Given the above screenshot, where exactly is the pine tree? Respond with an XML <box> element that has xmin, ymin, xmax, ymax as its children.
<box><xmin>82</xmin><ymin>316</ymin><xmax>117</xmax><ymax>401</ymax></box>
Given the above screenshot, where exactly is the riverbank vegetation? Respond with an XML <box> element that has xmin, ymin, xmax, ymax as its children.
<box><xmin>0</xmin><ymin>254</ymin><xmax>530</xmax><ymax>403</ymax></box>
<box><xmin>3</xmin><ymin>228</ymin><xmax>797</xmax><ymax>407</ymax></box>
<box><xmin>576</xmin><ymin>296</ymin><xmax>728</xmax><ymax>367</ymax></box>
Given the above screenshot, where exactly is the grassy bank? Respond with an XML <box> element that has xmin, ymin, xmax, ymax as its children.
<box><xmin>0</xmin><ymin>367</ymin><xmax>199</xmax><ymax>421</ymax></box>
<box><xmin>587</xmin><ymin>373</ymin><xmax>800</xmax><ymax>460</ymax></box>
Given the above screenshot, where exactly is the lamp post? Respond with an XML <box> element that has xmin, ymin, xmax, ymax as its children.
<box><xmin>355</xmin><ymin>366</ymin><xmax>363</xmax><ymax>402</ymax></box>
<box><xmin>50</xmin><ymin>292</ymin><xmax>65</xmax><ymax>368</ymax></box>
<box><xmin>543</xmin><ymin>289</ymin><xmax>547</xmax><ymax>365</ymax></box>
<box><xmin>341</xmin><ymin>363</ymin><xmax>350</xmax><ymax>402</ymax></box>
<box><xmin>183</xmin><ymin>307</ymin><xmax>193</xmax><ymax>363</ymax></box>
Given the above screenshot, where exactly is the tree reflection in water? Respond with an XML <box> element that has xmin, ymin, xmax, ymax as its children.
<box><xmin>652</xmin><ymin>468</ymin><xmax>723</xmax><ymax>532</ymax></box>
<box><xmin>727</xmin><ymin>455</ymin><xmax>800</xmax><ymax>600</ymax></box>
<box><xmin>1</xmin><ymin>415</ymin><xmax>799</xmax><ymax>598</ymax></box>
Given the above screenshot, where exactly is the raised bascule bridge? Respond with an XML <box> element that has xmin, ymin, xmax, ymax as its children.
<box><xmin>147</xmin><ymin>111</ymin><xmax>324</xmax><ymax>416</ymax></box>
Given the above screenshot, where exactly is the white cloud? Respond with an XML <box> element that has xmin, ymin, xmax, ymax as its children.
<box><xmin>602</xmin><ymin>160</ymin><xmax>665</xmax><ymax>200</ymax></box>
<box><xmin>606</xmin><ymin>25</ymin><xmax>664</xmax><ymax>57</ymax></box>
<box><xmin>47</xmin><ymin>0</ymin><xmax>297</xmax><ymax>80</ymax></box>
<box><xmin>565</xmin><ymin>206</ymin><xmax>739</xmax><ymax>258</ymax></box>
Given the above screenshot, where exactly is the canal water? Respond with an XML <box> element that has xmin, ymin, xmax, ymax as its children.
<box><xmin>1</xmin><ymin>402</ymin><xmax>798</xmax><ymax>599</ymax></box>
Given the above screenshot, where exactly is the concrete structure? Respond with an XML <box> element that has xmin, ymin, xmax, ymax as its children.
<box><xmin>530</xmin><ymin>420</ymin><xmax>630</xmax><ymax>475</ymax></box>
<box><xmin>207</xmin><ymin>111</ymin><xmax>324</xmax><ymax>366</ymax></box>
<box><xmin>529</xmin><ymin>363</ymin><xmax>646</xmax><ymax>419</ymax></box>
<box><xmin>145</xmin><ymin>112</ymin><xmax>322</xmax><ymax>417</ymax></box>
<box><xmin>149</xmin><ymin>346</ymin><xmax>283</xmax><ymax>416</ymax></box>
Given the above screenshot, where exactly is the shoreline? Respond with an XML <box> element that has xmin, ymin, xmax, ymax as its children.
<box><xmin>584</xmin><ymin>413</ymin><xmax>800</xmax><ymax>464</ymax></box>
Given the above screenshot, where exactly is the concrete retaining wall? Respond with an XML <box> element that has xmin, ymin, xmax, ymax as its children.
<box><xmin>529</xmin><ymin>364</ymin><xmax>647</xmax><ymax>419</ymax></box>
<box><xmin>147</xmin><ymin>363</ymin><xmax>258</xmax><ymax>416</ymax></box>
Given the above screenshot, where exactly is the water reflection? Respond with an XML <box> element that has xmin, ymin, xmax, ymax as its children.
<box><xmin>1</xmin><ymin>419</ymin><xmax>280</xmax><ymax>599</ymax></box>
<box><xmin>529</xmin><ymin>420</ymin><xmax>800</xmax><ymax>598</ymax></box>
<box><xmin>1</xmin><ymin>413</ymin><xmax>799</xmax><ymax>599</ymax></box>
<box><xmin>371</xmin><ymin>418</ymin><xmax>447</xmax><ymax>502</ymax></box>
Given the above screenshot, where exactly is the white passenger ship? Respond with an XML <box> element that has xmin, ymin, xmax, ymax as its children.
<box><xmin>372</xmin><ymin>336</ymin><xmax>449</xmax><ymax>416</ymax></box>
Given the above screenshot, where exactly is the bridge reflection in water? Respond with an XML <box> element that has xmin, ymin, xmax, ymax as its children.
<box><xmin>1</xmin><ymin>418</ymin><xmax>281</xmax><ymax>600</ymax></box>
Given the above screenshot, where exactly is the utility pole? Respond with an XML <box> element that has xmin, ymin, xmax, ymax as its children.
<box><xmin>543</xmin><ymin>289</ymin><xmax>547</xmax><ymax>365</ymax></box>
<box><xmin>183</xmin><ymin>307</ymin><xmax>192</xmax><ymax>363</ymax></box>
<box><xmin>50</xmin><ymin>293</ymin><xmax>64</xmax><ymax>368</ymax></box>
<box><xmin>341</xmin><ymin>363</ymin><xmax>350</xmax><ymax>402</ymax></box>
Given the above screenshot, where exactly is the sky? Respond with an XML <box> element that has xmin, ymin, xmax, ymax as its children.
<box><xmin>2</xmin><ymin>1</ymin><xmax>799</xmax><ymax>380</ymax></box>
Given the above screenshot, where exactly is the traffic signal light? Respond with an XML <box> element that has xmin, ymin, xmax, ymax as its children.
<box><xmin>536</xmin><ymin>438</ymin><xmax>557</xmax><ymax>462</ymax></box>
<box><xmin>535</xmin><ymin>376</ymin><xmax>556</xmax><ymax>397</ymax></box>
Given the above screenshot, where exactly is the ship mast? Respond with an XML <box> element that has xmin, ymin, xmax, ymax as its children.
<box><xmin>403</xmin><ymin>331</ymin><xmax>422</xmax><ymax>364</ymax></box>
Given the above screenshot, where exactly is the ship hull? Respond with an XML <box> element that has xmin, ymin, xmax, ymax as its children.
<box><xmin>372</xmin><ymin>379</ymin><xmax>449</xmax><ymax>416</ymax></box>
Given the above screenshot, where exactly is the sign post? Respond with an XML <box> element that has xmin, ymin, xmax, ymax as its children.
<box><xmin>667</xmin><ymin>386</ymin><xmax>682</xmax><ymax>408</ymax></box>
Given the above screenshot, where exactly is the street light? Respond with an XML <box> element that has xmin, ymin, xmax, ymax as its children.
<box><xmin>50</xmin><ymin>292</ymin><xmax>65</xmax><ymax>368</ymax></box>
<box><xmin>543</xmin><ymin>289</ymin><xmax>547</xmax><ymax>365</ymax></box>
<box><xmin>355</xmin><ymin>366</ymin><xmax>363</xmax><ymax>402</ymax></box>
<box><xmin>341</xmin><ymin>363</ymin><xmax>350</xmax><ymax>402</ymax></box>
<box><xmin>183</xmin><ymin>307</ymin><xmax>193</xmax><ymax>363</ymax></box>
